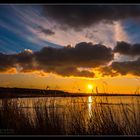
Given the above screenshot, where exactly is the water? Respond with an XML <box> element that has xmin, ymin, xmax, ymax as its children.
<box><xmin>0</xmin><ymin>96</ymin><xmax>140</xmax><ymax>134</ymax></box>
<box><xmin>0</xmin><ymin>96</ymin><xmax>139</xmax><ymax>119</ymax></box>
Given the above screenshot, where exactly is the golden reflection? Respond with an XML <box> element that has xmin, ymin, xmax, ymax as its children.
<box><xmin>88</xmin><ymin>96</ymin><xmax>92</xmax><ymax>117</ymax></box>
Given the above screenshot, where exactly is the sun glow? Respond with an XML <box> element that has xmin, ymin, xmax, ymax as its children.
<box><xmin>88</xmin><ymin>84</ymin><xmax>93</xmax><ymax>90</ymax></box>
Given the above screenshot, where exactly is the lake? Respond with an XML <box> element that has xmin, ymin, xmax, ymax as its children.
<box><xmin>0</xmin><ymin>96</ymin><xmax>140</xmax><ymax>135</ymax></box>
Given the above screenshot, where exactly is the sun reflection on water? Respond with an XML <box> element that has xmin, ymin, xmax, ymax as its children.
<box><xmin>88</xmin><ymin>96</ymin><xmax>92</xmax><ymax>117</ymax></box>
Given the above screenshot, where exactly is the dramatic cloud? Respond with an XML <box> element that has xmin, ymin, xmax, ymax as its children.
<box><xmin>1</xmin><ymin>41</ymin><xmax>140</xmax><ymax>77</ymax></box>
<box><xmin>35</xmin><ymin>42</ymin><xmax>113</xmax><ymax>68</ymax></box>
<box><xmin>2</xmin><ymin>41</ymin><xmax>140</xmax><ymax>77</ymax></box>
<box><xmin>0</xmin><ymin>50</ymin><xmax>34</xmax><ymax>72</ymax></box>
<box><xmin>114</xmin><ymin>41</ymin><xmax>140</xmax><ymax>55</ymax></box>
<box><xmin>99</xmin><ymin>57</ymin><xmax>140</xmax><ymax>77</ymax></box>
<box><xmin>43</xmin><ymin>5</ymin><xmax>140</xmax><ymax>30</ymax></box>
<box><xmin>0</xmin><ymin>53</ymin><xmax>15</xmax><ymax>71</ymax></box>
<box><xmin>111</xmin><ymin>59</ymin><xmax>140</xmax><ymax>76</ymax></box>
<box><xmin>0</xmin><ymin>42</ymin><xmax>113</xmax><ymax>78</ymax></box>
<box><xmin>37</xmin><ymin>26</ymin><xmax>55</xmax><ymax>36</ymax></box>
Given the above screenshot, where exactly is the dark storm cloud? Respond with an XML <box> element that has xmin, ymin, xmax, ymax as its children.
<box><xmin>111</xmin><ymin>58</ymin><xmax>140</xmax><ymax>76</ymax></box>
<box><xmin>35</xmin><ymin>42</ymin><xmax>113</xmax><ymax>68</ymax></box>
<box><xmin>43</xmin><ymin>5</ymin><xmax>140</xmax><ymax>30</ymax></box>
<box><xmin>99</xmin><ymin>57</ymin><xmax>140</xmax><ymax>77</ymax></box>
<box><xmin>98</xmin><ymin>66</ymin><xmax>119</xmax><ymax>77</ymax></box>
<box><xmin>15</xmin><ymin>50</ymin><xmax>35</xmax><ymax>71</ymax></box>
<box><xmin>38</xmin><ymin>66</ymin><xmax>95</xmax><ymax>78</ymax></box>
<box><xmin>2</xmin><ymin>41</ymin><xmax>140</xmax><ymax>77</ymax></box>
<box><xmin>0</xmin><ymin>42</ymin><xmax>113</xmax><ymax>78</ymax></box>
<box><xmin>0</xmin><ymin>50</ymin><xmax>34</xmax><ymax>72</ymax></box>
<box><xmin>0</xmin><ymin>53</ymin><xmax>15</xmax><ymax>71</ymax></box>
<box><xmin>37</xmin><ymin>26</ymin><xmax>55</xmax><ymax>36</ymax></box>
<box><xmin>114</xmin><ymin>41</ymin><xmax>140</xmax><ymax>55</ymax></box>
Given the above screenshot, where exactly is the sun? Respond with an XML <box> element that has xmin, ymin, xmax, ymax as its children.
<box><xmin>88</xmin><ymin>84</ymin><xmax>93</xmax><ymax>90</ymax></box>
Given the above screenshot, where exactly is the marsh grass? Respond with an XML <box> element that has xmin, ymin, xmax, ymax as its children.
<box><xmin>0</xmin><ymin>96</ymin><xmax>140</xmax><ymax>135</ymax></box>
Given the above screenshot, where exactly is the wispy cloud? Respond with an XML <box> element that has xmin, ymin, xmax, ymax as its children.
<box><xmin>0</xmin><ymin>5</ymin><xmax>62</xmax><ymax>53</ymax></box>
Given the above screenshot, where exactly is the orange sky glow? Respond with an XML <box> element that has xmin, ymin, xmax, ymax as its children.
<box><xmin>0</xmin><ymin>69</ymin><xmax>140</xmax><ymax>94</ymax></box>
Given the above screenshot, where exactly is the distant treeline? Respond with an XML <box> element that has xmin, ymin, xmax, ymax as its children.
<box><xmin>0</xmin><ymin>87</ymin><xmax>140</xmax><ymax>99</ymax></box>
<box><xmin>0</xmin><ymin>87</ymin><xmax>64</xmax><ymax>94</ymax></box>
<box><xmin>0</xmin><ymin>87</ymin><xmax>67</xmax><ymax>98</ymax></box>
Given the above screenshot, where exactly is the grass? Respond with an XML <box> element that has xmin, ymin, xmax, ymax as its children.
<box><xmin>0</xmin><ymin>96</ymin><xmax>140</xmax><ymax>135</ymax></box>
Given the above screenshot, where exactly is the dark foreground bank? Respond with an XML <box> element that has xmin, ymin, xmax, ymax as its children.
<box><xmin>0</xmin><ymin>87</ymin><xmax>140</xmax><ymax>99</ymax></box>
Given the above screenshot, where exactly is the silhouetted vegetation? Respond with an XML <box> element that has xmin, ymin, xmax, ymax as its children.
<box><xmin>0</xmin><ymin>97</ymin><xmax>140</xmax><ymax>135</ymax></box>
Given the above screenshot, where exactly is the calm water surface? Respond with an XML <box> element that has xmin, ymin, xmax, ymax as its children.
<box><xmin>0</xmin><ymin>96</ymin><xmax>139</xmax><ymax>131</ymax></box>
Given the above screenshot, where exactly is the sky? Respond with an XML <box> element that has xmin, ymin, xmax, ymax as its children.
<box><xmin>1</xmin><ymin>4</ymin><xmax>140</xmax><ymax>94</ymax></box>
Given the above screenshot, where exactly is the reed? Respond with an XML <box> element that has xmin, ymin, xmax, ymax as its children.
<box><xmin>0</xmin><ymin>96</ymin><xmax>140</xmax><ymax>135</ymax></box>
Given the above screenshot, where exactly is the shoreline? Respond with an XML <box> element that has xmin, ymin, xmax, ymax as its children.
<box><xmin>0</xmin><ymin>87</ymin><xmax>140</xmax><ymax>99</ymax></box>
